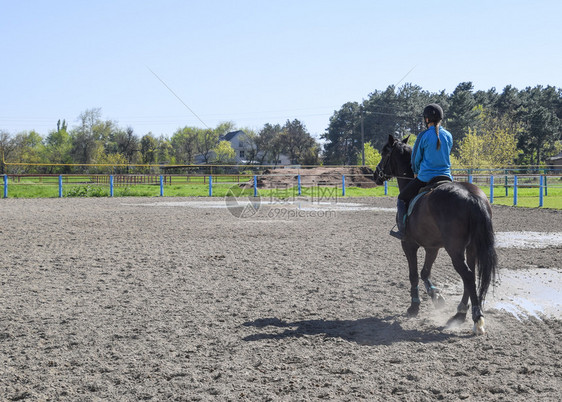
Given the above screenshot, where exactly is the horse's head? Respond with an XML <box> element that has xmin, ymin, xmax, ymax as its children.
<box><xmin>374</xmin><ymin>135</ymin><xmax>413</xmax><ymax>185</ymax></box>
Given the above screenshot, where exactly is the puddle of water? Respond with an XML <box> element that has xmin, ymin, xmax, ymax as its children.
<box><xmin>488</xmin><ymin>268</ymin><xmax>561</xmax><ymax>320</ymax></box>
<box><xmin>495</xmin><ymin>231</ymin><xmax>562</xmax><ymax>249</ymax></box>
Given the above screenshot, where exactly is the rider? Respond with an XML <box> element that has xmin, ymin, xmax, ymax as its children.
<box><xmin>391</xmin><ymin>103</ymin><xmax>453</xmax><ymax>239</ymax></box>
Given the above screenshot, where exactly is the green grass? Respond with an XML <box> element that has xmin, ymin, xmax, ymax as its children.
<box><xmin>482</xmin><ymin>186</ymin><xmax>562</xmax><ymax>209</ymax></box>
<box><xmin>2</xmin><ymin>181</ymin><xmax>561</xmax><ymax>209</ymax></box>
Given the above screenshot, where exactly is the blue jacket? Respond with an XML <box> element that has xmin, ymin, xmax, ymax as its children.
<box><xmin>411</xmin><ymin>126</ymin><xmax>453</xmax><ymax>182</ymax></box>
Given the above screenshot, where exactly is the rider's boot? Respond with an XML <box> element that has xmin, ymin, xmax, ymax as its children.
<box><xmin>390</xmin><ymin>199</ymin><xmax>407</xmax><ymax>239</ymax></box>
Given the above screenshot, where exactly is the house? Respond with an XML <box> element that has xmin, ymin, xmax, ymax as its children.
<box><xmin>220</xmin><ymin>130</ymin><xmax>252</xmax><ymax>163</ymax></box>
<box><xmin>195</xmin><ymin>130</ymin><xmax>291</xmax><ymax>165</ymax></box>
<box><xmin>547</xmin><ymin>151</ymin><xmax>562</xmax><ymax>172</ymax></box>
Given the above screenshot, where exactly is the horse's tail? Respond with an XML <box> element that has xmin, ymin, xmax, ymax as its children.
<box><xmin>470</xmin><ymin>196</ymin><xmax>498</xmax><ymax>302</ymax></box>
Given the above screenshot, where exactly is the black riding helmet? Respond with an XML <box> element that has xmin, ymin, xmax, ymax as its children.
<box><xmin>423</xmin><ymin>103</ymin><xmax>444</xmax><ymax>122</ymax></box>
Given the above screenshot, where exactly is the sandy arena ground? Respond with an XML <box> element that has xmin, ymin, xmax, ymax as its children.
<box><xmin>0</xmin><ymin>196</ymin><xmax>561</xmax><ymax>401</ymax></box>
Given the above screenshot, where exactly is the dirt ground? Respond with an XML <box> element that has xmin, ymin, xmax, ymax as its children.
<box><xmin>0</xmin><ymin>196</ymin><xmax>561</xmax><ymax>401</ymax></box>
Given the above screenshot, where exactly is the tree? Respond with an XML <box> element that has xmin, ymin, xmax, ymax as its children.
<box><xmin>456</xmin><ymin>110</ymin><xmax>520</xmax><ymax>168</ymax></box>
<box><xmin>157</xmin><ymin>136</ymin><xmax>173</xmax><ymax>164</ymax></box>
<box><xmin>495</xmin><ymin>85</ymin><xmax>522</xmax><ymax>118</ymax></box>
<box><xmin>254</xmin><ymin>123</ymin><xmax>283</xmax><ymax>164</ymax></box>
<box><xmin>322</xmin><ymin>102</ymin><xmax>360</xmax><ymax>164</ymax></box>
<box><xmin>170</xmin><ymin>127</ymin><xmax>198</xmax><ymax>164</ymax></box>
<box><xmin>140</xmin><ymin>133</ymin><xmax>158</xmax><ymax>164</ymax></box>
<box><xmin>212</xmin><ymin>140</ymin><xmax>235</xmax><ymax>164</ymax></box>
<box><xmin>324</xmin><ymin>84</ymin><xmax>433</xmax><ymax>165</ymax></box>
<box><xmin>196</xmin><ymin>129</ymin><xmax>219</xmax><ymax>164</ymax></box>
<box><xmin>474</xmin><ymin>88</ymin><xmax>499</xmax><ymax>111</ymax></box>
<box><xmin>280</xmin><ymin>119</ymin><xmax>317</xmax><ymax>164</ymax></box>
<box><xmin>114</xmin><ymin>127</ymin><xmax>140</xmax><ymax>165</ymax></box>
<box><xmin>96</xmin><ymin>152</ymin><xmax>128</xmax><ymax>174</ymax></box>
<box><xmin>446</xmin><ymin>82</ymin><xmax>480</xmax><ymax>149</ymax></box>
<box><xmin>44</xmin><ymin>121</ymin><xmax>72</xmax><ymax>172</ymax></box>
<box><xmin>519</xmin><ymin>106</ymin><xmax>560</xmax><ymax>165</ymax></box>
<box><xmin>480</xmin><ymin>113</ymin><xmax>521</xmax><ymax>167</ymax></box>
<box><xmin>9</xmin><ymin>131</ymin><xmax>46</xmax><ymax>173</ymax></box>
<box><xmin>214</xmin><ymin>121</ymin><xmax>236</xmax><ymax>137</ymax></box>
<box><xmin>70</xmin><ymin>108</ymin><xmax>115</xmax><ymax>165</ymax></box>
<box><xmin>457</xmin><ymin>128</ymin><xmax>487</xmax><ymax>168</ymax></box>
<box><xmin>395</xmin><ymin>83</ymin><xmax>431</xmax><ymax>137</ymax></box>
<box><xmin>355</xmin><ymin>143</ymin><xmax>381</xmax><ymax>168</ymax></box>
<box><xmin>0</xmin><ymin>131</ymin><xmax>15</xmax><ymax>174</ymax></box>
<box><xmin>516</xmin><ymin>86</ymin><xmax>562</xmax><ymax>165</ymax></box>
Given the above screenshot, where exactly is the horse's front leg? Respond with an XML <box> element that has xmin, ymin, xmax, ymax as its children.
<box><xmin>420</xmin><ymin>248</ymin><xmax>446</xmax><ymax>309</ymax></box>
<box><xmin>402</xmin><ymin>241</ymin><xmax>420</xmax><ymax>316</ymax></box>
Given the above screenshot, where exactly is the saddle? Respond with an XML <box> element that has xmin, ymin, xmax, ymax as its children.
<box><xmin>407</xmin><ymin>180</ymin><xmax>451</xmax><ymax>217</ymax></box>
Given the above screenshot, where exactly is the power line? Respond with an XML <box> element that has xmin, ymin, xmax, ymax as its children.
<box><xmin>146</xmin><ymin>66</ymin><xmax>210</xmax><ymax>129</ymax></box>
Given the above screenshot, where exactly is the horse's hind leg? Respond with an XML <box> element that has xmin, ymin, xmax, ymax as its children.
<box><xmin>447</xmin><ymin>249</ymin><xmax>485</xmax><ymax>334</ymax></box>
<box><xmin>402</xmin><ymin>242</ymin><xmax>421</xmax><ymax>317</ymax></box>
<box><xmin>446</xmin><ymin>290</ymin><xmax>470</xmax><ymax>328</ymax></box>
<box><xmin>446</xmin><ymin>249</ymin><xmax>475</xmax><ymax>328</ymax></box>
<box><xmin>420</xmin><ymin>248</ymin><xmax>445</xmax><ymax>309</ymax></box>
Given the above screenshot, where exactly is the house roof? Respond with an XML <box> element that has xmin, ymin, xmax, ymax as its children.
<box><xmin>222</xmin><ymin>130</ymin><xmax>245</xmax><ymax>142</ymax></box>
<box><xmin>549</xmin><ymin>151</ymin><xmax>562</xmax><ymax>161</ymax></box>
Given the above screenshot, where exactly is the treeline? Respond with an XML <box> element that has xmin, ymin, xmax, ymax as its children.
<box><xmin>0</xmin><ymin>108</ymin><xmax>320</xmax><ymax>174</ymax></box>
<box><xmin>2</xmin><ymin>82</ymin><xmax>561</xmax><ymax>174</ymax></box>
<box><xmin>323</xmin><ymin>82</ymin><xmax>562</xmax><ymax>167</ymax></box>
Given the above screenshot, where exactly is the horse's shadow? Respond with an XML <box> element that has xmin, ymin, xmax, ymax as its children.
<box><xmin>242</xmin><ymin>316</ymin><xmax>469</xmax><ymax>346</ymax></box>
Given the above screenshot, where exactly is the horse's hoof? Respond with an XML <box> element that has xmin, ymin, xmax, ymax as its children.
<box><xmin>473</xmin><ymin>317</ymin><xmax>486</xmax><ymax>335</ymax></box>
<box><xmin>433</xmin><ymin>294</ymin><xmax>446</xmax><ymax>309</ymax></box>
<box><xmin>445</xmin><ymin>313</ymin><xmax>467</xmax><ymax>329</ymax></box>
<box><xmin>407</xmin><ymin>304</ymin><xmax>420</xmax><ymax>317</ymax></box>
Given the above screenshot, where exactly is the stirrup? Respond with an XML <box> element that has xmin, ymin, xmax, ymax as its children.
<box><xmin>389</xmin><ymin>225</ymin><xmax>403</xmax><ymax>240</ymax></box>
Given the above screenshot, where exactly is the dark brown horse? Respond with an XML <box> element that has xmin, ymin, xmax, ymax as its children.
<box><xmin>374</xmin><ymin>135</ymin><xmax>498</xmax><ymax>334</ymax></box>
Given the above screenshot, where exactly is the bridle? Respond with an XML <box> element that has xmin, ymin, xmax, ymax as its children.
<box><xmin>375</xmin><ymin>142</ymin><xmax>414</xmax><ymax>182</ymax></box>
<box><xmin>375</xmin><ymin>145</ymin><xmax>396</xmax><ymax>182</ymax></box>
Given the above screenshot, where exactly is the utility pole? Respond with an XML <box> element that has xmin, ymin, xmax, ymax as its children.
<box><xmin>361</xmin><ymin>113</ymin><xmax>365</xmax><ymax>166</ymax></box>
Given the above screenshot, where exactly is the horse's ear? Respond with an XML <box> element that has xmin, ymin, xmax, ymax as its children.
<box><xmin>387</xmin><ymin>134</ymin><xmax>395</xmax><ymax>145</ymax></box>
<box><xmin>402</xmin><ymin>135</ymin><xmax>410</xmax><ymax>145</ymax></box>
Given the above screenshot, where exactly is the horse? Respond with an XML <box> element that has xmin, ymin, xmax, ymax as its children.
<box><xmin>374</xmin><ymin>135</ymin><xmax>498</xmax><ymax>335</ymax></box>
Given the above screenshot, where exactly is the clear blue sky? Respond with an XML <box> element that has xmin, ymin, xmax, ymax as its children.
<box><xmin>1</xmin><ymin>0</ymin><xmax>561</xmax><ymax>140</ymax></box>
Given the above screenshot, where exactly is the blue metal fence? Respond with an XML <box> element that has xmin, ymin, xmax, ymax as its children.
<box><xmin>2</xmin><ymin>172</ymin><xmax>561</xmax><ymax>208</ymax></box>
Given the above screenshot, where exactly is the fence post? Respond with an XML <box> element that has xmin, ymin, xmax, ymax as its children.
<box><xmin>539</xmin><ymin>175</ymin><xmax>544</xmax><ymax>207</ymax></box>
<box><xmin>513</xmin><ymin>175</ymin><xmax>518</xmax><ymax>206</ymax></box>
<box><xmin>59</xmin><ymin>175</ymin><xmax>63</xmax><ymax>198</ymax></box>
<box><xmin>384</xmin><ymin>180</ymin><xmax>388</xmax><ymax>195</ymax></box>
<box><xmin>297</xmin><ymin>174</ymin><xmax>301</xmax><ymax>196</ymax></box>
<box><xmin>209</xmin><ymin>175</ymin><xmax>213</xmax><ymax>197</ymax></box>
<box><xmin>160</xmin><ymin>175</ymin><xmax>164</xmax><ymax>196</ymax></box>
<box><xmin>489</xmin><ymin>175</ymin><xmax>494</xmax><ymax>204</ymax></box>
<box><xmin>342</xmin><ymin>175</ymin><xmax>346</xmax><ymax>196</ymax></box>
<box><xmin>253</xmin><ymin>175</ymin><xmax>258</xmax><ymax>197</ymax></box>
<box><xmin>110</xmin><ymin>175</ymin><xmax>114</xmax><ymax>197</ymax></box>
<box><xmin>544</xmin><ymin>170</ymin><xmax>548</xmax><ymax>197</ymax></box>
<box><xmin>504</xmin><ymin>169</ymin><xmax>508</xmax><ymax>196</ymax></box>
<box><xmin>3</xmin><ymin>174</ymin><xmax>7</xmax><ymax>198</ymax></box>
